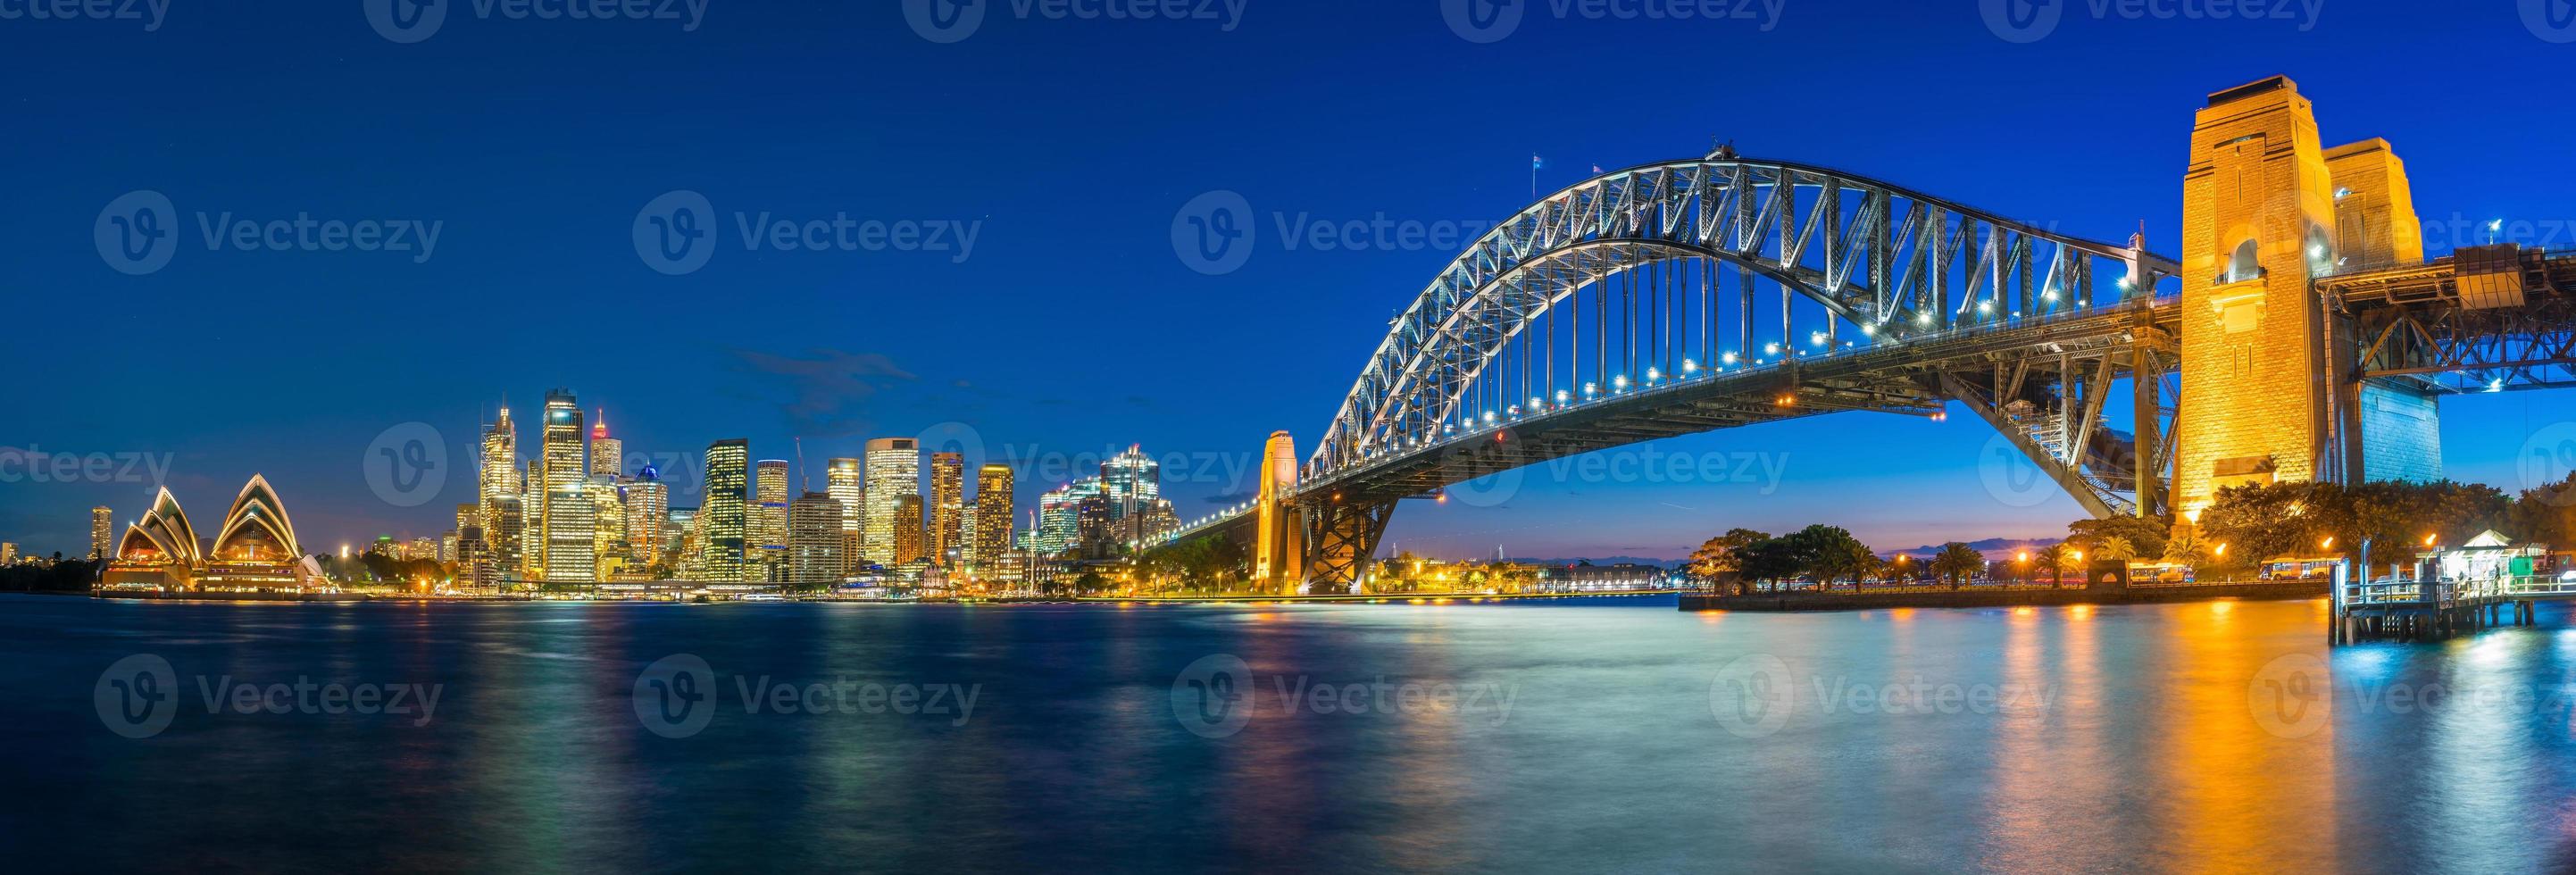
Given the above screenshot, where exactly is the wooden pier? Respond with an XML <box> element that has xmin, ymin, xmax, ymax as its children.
<box><xmin>2332</xmin><ymin>575</ymin><xmax>2566</xmax><ymax>644</ymax></box>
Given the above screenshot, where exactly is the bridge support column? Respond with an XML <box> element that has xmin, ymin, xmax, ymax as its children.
<box><xmin>2130</xmin><ymin>310</ymin><xmax>2164</xmax><ymax>519</ymax></box>
<box><xmin>1300</xmin><ymin>498</ymin><xmax>1395</xmax><ymax>596</ymax></box>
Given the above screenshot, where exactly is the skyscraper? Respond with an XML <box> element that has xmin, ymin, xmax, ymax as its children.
<box><xmin>754</xmin><ymin>459</ymin><xmax>791</xmax><ymax>577</ymax></box>
<box><xmin>929</xmin><ymin>452</ymin><xmax>963</xmax><ymax>563</ymax></box>
<box><xmin>90</xmin><ymin>505</ymin><xmax>113</xmax><ymax>560</ymax></box>
<box><xmin>623</xmin><ymin>466</ymin><xmax>670</xmax><ymax>571</ymax></box>
<box><xmin>863</xmin><ymin>438</ymin><xmax>919</xmax><ymax>566</ymax></box>
<box><xmin>788</xmin><ymin>491</ymin><xmax>844</xmax><ymax>586</ymax></box>
<box><xmin>893</xmin><ymin>494</ymin><xmax>925</xmax><ymax>565</ymax></box>
<box><xmin>973</xmin><ymin>463</ymin><xmax>1013</xmax><ymax>576</ymax></box>
<box><xmin>827</xmin><ymin>457</ymin><xmax>865</xmax><ymax>572</ymax></box>
<box><xmin>588</xmin><ymin>409</ymin><xmax>622</xmax><ymax>478</ymax></box>
<box><xmin>701</xmin><ymin>439</ymin><xmax>749</xmax><ymax>582</ymax></box>
<box><xmin>590</xmin><ymin>473</ymin><xmax>627</xmax><ymax>573</ymax></box>
<box><xmin>537</xmin><ymin>390</ymin><xmax>593</xmax><ymax>582</ymax></box>
<box><xmin>1036</xmin><ymin>477</ymin><xmax>1100</xmax><ymax>554</ymax></box>
<box><xmin>479</xmin><ymin>404</ymin><xmax>522</xmax><ymax>575</ymax></box>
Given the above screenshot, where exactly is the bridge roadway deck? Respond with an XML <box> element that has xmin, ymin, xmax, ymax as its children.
<box><xmin>1288</xmin><ymin>300</ymin><xmax>2180</xmax><ymax>507</ymax></box>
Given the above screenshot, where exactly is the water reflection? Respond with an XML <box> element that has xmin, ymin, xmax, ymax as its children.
<box><xmin>9</xmin><ymin>595</ymin><xmax>2576</xmax><ymax>871</ymax></box>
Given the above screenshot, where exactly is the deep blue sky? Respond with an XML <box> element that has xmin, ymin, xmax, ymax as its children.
<box><xmin>4</xmin><ymin>0</ymin><xmax>2572</xmax><ymax>559</ymax></box>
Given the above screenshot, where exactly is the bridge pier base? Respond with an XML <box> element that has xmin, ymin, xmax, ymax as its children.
<box><xmin>1298</xmin><ymin>499</ymin><xmax>1396</xmax><ymax>596</ymax></box>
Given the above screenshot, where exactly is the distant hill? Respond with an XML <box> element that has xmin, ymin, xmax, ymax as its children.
<box><xmin>1884</xmin><ymin>536</ymin><xmax>2064</xmax><ymax>559</ymax></box>
<box><xmin>1501</xmin><ymin>555</ymin><xmax>1676</xmax><ymax>568</ymax></box>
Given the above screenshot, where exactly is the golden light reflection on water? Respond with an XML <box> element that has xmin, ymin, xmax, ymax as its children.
<box><xmin>2155</xmin><ymin>599</ymin><xmax>2335</xmax><ymax>872</ymax></box>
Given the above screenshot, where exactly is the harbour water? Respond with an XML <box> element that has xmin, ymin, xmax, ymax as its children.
<box><xmin>8</xmin><ymin>593</ymin><xmax>2574</xmax><ymax>872</ymax></box>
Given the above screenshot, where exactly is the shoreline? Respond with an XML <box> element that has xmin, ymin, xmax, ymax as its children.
<box><xmin>1680</xmin><ymin>580</ymin><xmax>2330</xmax><ymax>612</ymax></box>
<box><xmin>73</xmin><ymin>589</ymin><xmax>1682</xmax><ymax>605</ymax></box>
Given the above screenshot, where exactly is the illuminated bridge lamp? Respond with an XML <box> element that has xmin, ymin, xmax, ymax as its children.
<box><xmin>1612</xmin><ymin>375</ymin><xmax>1628</xmax><ymax>391</ymax></box>
<box><xmin>1763</xmin><ymin>343</ymin><xmax>1780</xmax><ymax>356</ymax></box>
<box><xmin>1809</xmin><ymin>331</ymin><xmax>1825</xmax><ymax>346</ymax></box>
<box><xmin>1646</xmin><ymin>367</ymin><xmax>1660</xmax><ymax>381</ymax></box>
<box><xmin>1682</xmin><ymin>359</ymin><xmax>1698</xmax><ymax>373</ymax></box>
<box><xmin>1721</xmin><ymin>352</ymin><xmax>1738</xmax><ymax>365</ymax></box>
<box><xmin>1555</xmin><ymin>389</ymin><xmax>1571</xmax><ymax>404</ymax></box>
<box><xmin>1917</xmin><ymin>312</ymin><xmax>1933</xmax><ymax>327</ymax></box>
<box><xmin>1582</xmin><ymin>382</ymin><xmax>1597</xmax><ymax>398</ymax></box>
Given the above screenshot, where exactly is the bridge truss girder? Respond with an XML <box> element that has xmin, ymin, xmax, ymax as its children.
<box><xmin>1313</xmin><ymin>157</ymin><xmax>2180</xmax><ymax>475</ymax></box>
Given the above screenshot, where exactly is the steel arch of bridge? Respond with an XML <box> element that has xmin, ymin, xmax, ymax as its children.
<box><xmin>1309</xmin><ymin>157</ymin><xmax>2182</xmax><ymax>473</ymax></box>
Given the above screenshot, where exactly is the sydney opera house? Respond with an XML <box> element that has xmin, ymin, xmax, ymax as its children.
<box><xmin>97</xmin><ymin>475</ymin><xmax>330</xmax><ymax>593</ymax></box>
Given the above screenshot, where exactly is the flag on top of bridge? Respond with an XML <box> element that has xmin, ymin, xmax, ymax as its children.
<box><xmin>1531</xmin><ymin>154</ymin><xmax>1544</xmax><ymax>170</ymax></box>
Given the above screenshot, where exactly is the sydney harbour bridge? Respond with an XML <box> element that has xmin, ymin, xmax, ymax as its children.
<box><xmin>1158</xmin><ymin>76</ymin><xmax>2576</xmax><ymax>594</ymax></box>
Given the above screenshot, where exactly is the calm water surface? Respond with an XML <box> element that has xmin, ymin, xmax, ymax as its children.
<box><xmin>7</xmin><ymin>593</ymin><xmax>2575</xmax><ymax>873</ymax></box>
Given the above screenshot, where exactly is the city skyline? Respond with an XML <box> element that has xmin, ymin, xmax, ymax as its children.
<box><xmin>7</xmin><ymin>4</ymin><xmax>2573</xmax><ymax>561</ymax></box>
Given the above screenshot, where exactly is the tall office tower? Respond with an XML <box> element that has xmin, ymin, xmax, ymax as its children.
<box><xmin>701</xmin><ymin>440</ymin><xmax>750</xmax><ymax>582</ymax></box>
<box><xmin>863</xmin><ymin>438</ymin><xmax>920</xmax><ymax>566</ymax></box>
<box><xmin>827</xmin><ymin>457</ymin><xmax>865</xmax><ymax>572</ymax></box>
<box><xmin>973</xmin><ymin>463</ymin><xmax>1013</xmax><ymax>573</ymax></box>
<box><xmin>536</xmin><ymin>390</ymin><xmax>592</xmax><ymax>582</ymax></box>
<box><xmin>479</xmin><ymin>404</ymin><xmax>522</xmax><ymax>573</ymax></box>
<box><xmin>1035</xmin><ymin>477</ymin><xmax>1099</xmax><ymax>554</ymax></box>
<box><xmin>754</xmin><ymin>459</ymin><xmax>791</xmax><ymax>575</ymax></box>
<box><xmin>487</xmin><ymin>495</ymin><xmax>525</xmax><ymax>581</ymax></box>
<box><xmin>456</xmin><ymin>503</ymin><xmax>481</xmax><ymax>533</ymax></box>
<box><xmin>623</xmin><ymin>467</ymin><xmax>670</xmax><ymax>571</ymax></box>
<box><xmin>90</xmin><ymin>505</ymin><xmax>113</xmax><ymax>560</ymax></box>
<box><xmin>588</xmin><ymin>409</ymin><xmax>623</xmax><ymax>478</ymax></box>
<box><xmin>892</xmin><ymin>494</ymin><xmax>926</xmax><ymax>565</ymax></box>
<box><xmin>958</xmin><ymin>502</ymin><xmax>980</xmax><ymax>565</ymax></box>
<box><xmin>590</xmin><ymin>473</ymin><xmax>627</xmax><ymax>571</ymax></box>
<box><xmin>4</xmin><ymin>543</ymin><xmax>20</xmax><ymax>563</ymax></box>
<box><xmin>1100</xmin><ymin>445</ymin><xmax>1161</xmax><ymax>516</ymax></box>
<box><xmin>671</xmin><ymin>505</ymin><xmax>703</xmax><ymax>578</ymax></box>
<box><xmin>438</xmin><ymin>531</ymin><xmax>460</xmax><ymax>563</ymax></box>
<box><xmin>460</xmin><ymin>525</ymin><xmax>496</xmax><ymax>588</ymax></box>
<box><xmin>928</xmin><ymin>452</ymin><xmax>963</xmax><ymax>563</ymax></box>
<box><xmin>788</xmin><ymin>491</ymin><xmax>845</xmax><ymax>586</ymax></box>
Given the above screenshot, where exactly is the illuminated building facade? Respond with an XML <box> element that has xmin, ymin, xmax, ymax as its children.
<box><xmin>929</xmin><ymin>452</ymin><xmax>963</xmax><ymax>563</ymax></box>
<box><xmin>535</xmin><ymin>390</ymin><xmax>592</xmax><ymax>581</ymax></box>
<box><xmin>100</xmin><ymin>477</ymin><xmax>327</xmax><ymax>592</ymax></box>
<box><xmin>90</xmin><ymin>505</ymin><xmax>112</xmax><ymax>560</ymax></box>
<box><xmin>863</xmin><ymin>438</ymin><xmax>919</xmax><ymax>566</ymax></box>
<box><xmin>623</xmin><ymin>468</ymin><xmax>670</xmax><ymax>571</ymax></box>
<box><xmin>700</xmin><ymin>439</ymin><xmax>749</xmax><ymax>582</ymax></box>
<box><xmin>788</xmin><ymin>491</ymin><xmax>844</xmax><ymax>585</ymax></box>
<box><xmin>588</xmin><ymin>410</ymin><xmax>622</xmax><ymax>478</ymax></box>
<box><xmin>893</xmin><ymin>494</ymin><xmax>925</xmax><ymax>565</ymax></box>
<box><xmin>973</xmin><ymin>463</ymin><xmax>1015</xmax><ymax>581</ymax></box>
<box><xmin>828</xmin><ymin>456</ymin><xmax>864</xmax><ymax>572</ymax></box>
<box><xmin>754</xmin><ymin>459</ymin><xmax>790</xmax><ymax>576</ymax></box>
<box><xmin>479</xmin><ymin>404</ymin><xmax>522</xmax><ymax>576</ymax></box>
